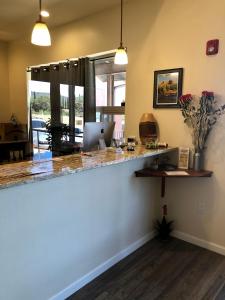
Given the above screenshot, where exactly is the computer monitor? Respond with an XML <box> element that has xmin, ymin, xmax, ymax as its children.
<box><xmin>83</xmin><ymin>121</ymin><xmax>115</xmax><ymax>152</ymax></box>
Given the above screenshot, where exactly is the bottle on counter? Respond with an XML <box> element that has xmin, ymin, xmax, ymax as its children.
<box><xmin>127</xmin><ymin>136</ymin><xmax>136</xmax><ymax>151</ymax></box>
<box><xmin>98</xmin><ymin>129</ymin><xmax>106</xmax><ymax>150</ymax></box>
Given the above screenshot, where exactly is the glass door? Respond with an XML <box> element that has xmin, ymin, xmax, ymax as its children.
<box><xmin>29</xmin><ymin>80</ymin><xmax>51</xmax><ymax>159</ymax></box>
<box><xmin>60</xmin><ymin>84</ymin><xmax>84</xmax><ymax>144</ymax></box>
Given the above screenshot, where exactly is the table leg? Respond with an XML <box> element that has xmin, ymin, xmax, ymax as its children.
<box><xmin>161</xmin><ymin>177</ymin><xmax>166</xmax><ymax>198</ymax></box>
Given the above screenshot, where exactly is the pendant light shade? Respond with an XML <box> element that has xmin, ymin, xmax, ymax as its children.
<box><xmin>31</xmin><ymin>21</ymin><xmax>51</xmax><ymax>46</ymax></box>
<box><xmin>115</xmin><ymin>46</ymin><xmax>128</xmax><ymax>65</ymax></box>
<box><xmin>114</xmin><ymin>0</ymin><xmax>128</xmax><ymax>65</ymax></box>
<box><xmin>31</xmin><ymin>0</ymin><xmax>51</xmax><ymax>46</ymax></box>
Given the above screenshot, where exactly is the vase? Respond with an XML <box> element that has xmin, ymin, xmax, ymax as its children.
<box><xmin>139</xmin><ymin>113</ymin><xmax>158</xmax><ymax>145</ymax></box>
<box><xmin>193</xmin><ymin>152</ymin><xmax>203</xmax><ymax>171</ymax></box>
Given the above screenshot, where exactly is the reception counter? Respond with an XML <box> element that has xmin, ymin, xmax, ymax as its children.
<box><xmin>0</xmin><ymin>146</ymin><xmax>176</xmax><ymax>300</ymax></box>
<box><xmin>0</xmin><ymin>146</ymin><xmax>176</xmax><ymax>190</ymax></box>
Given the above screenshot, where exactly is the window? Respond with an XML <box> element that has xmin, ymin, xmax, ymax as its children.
<box><xmin>28</xmin><ymin>55</ymin><xmax>123</xmax><ymax>158</ymax></box>
<box><xmin>29</xmin><ymin>79</ymin><xmax>84</xmax><ymax>159</ymax></box>
<box><xmin>60</xmin><ymin>84</ymin><xmax>84</xmax><ymax>143</ymax></box>
<box><xmin>29</xmin><ymin>80</ymin><xmax>51</xmax><ymax>158</ymax></box>
<box><xmin>95</xmin><ymin>56</ymin><xmax>126</xmax><ymax>139</ymax></box>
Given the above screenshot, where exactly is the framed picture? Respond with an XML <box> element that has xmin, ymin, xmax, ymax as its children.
<box><xmin>153</xmin><ymin>68</ymin><xmax>183</xmax><ymax>108</ymax></box>
<box><xmin>178</xmin><ymin>147</ymin><xmax>190</xmax><ymax>169</ymax></box>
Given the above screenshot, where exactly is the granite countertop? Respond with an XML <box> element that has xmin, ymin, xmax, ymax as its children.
<box><xmin>0</xmin><ymin>146</ymin><xmax>176</xmax><ymax>190</ymax></box>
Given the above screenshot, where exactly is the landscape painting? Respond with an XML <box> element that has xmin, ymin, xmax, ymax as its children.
<box><xmin>153</xmin><ymin>68</ymin><xmax>183</xmax><ymax>108</ymax></box>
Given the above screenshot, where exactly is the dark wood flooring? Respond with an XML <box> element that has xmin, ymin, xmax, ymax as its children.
<box><xmin>67</xmin><ymin>238</ymin><xmax>225</xmax><ymax>300</ymax></box>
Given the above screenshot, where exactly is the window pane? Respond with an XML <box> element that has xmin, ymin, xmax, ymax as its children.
<box><xmin>94</xmin><ymin>57</ymin><xmax>126</xmax><ymax>138</ymax></box>
<box><xmin>96</xmin><ymin>75</ymin><xmax>107</xmax><ymax>106</ymax></box>
<box><xmin>114</xmin><ymin>73</ymin><xmax>126</xmax><ymax>106</ymax></box>
<box><xmin>75</xmin><ymin>86</ymin><xmax>84</xmax><ymax>143</ymax></box>
<box><xmin>60</xmin><ymin>84</ymin><xmax>69</xmax><ymax>125</ymax></box>
<box><xmin>29</xmin><ymin>80</ymin><xmax>51</xmax><ymax>121</ymax></box>
<box><xmin>29</xmin><ymin>80</ymin><xmax>50</xmax><ymax>156</ymax></box>
<box><xmin>60</xmin><ymin>84</ymin><xmax>84</xmax><ymax>143</ymax></box>
<box><xmin>96</xmin><ymin>112</ymin><xmax>101</xmax><ymax>122</ymax></box>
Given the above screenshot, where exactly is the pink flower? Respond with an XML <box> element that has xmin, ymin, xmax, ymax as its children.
<box><xmin>179</xmin><ymin>94</ymin><xmax>192</xmax><ymax>104</ymax></box>
<box><xmin>202</xmin><ymin>91</ymin><xmax>214</xmax><ymax>98</ymax></box>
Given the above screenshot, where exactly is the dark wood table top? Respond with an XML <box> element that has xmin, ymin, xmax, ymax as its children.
<box><xmin>135</xmin><ymin>168</ymin><xmax>213</xmax><ymax>178</ymax></box>
<box><xmin>0</xmin><ymin>140</ymin><xmax>28</xmax><ymax>145</ymax></box>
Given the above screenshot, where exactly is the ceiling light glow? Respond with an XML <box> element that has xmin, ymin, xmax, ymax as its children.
<box><xmin>40</xmin><ymin>10</ymin><xmax>49</xmax><ymax>17</ymax></box>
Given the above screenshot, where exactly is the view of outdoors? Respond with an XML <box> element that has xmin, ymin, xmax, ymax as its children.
<box><xmin>28</xmin><ymin>62</ymin><xmax>126</xmax><ymax>157</ymax></box>
<box><xmin>29</xmin><ymin>81</ymin><xmax>50</xmax><ymax>157</ymax></box>
<box><xmin>60</xmin><ymin>84</ymin><xmax>84</xmax><ymax>131</ymax></box>
<box><xmin>96</xmin><ymin>72</ymin><xmax>126</xmax><ymax>139</ymax></box>
<box><xmin>29</xmin><ymin>80</ymin><xmax>84</xmax><ymax>157</ymax></box>
<box><xmin>30</xmin><ymin>81</ymin><xmax>51</xmax><ymax>122</ymax></box>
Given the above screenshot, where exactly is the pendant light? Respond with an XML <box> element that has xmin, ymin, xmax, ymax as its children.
<box><xmin>31</xmin><ymin>0</ymin><xmax>51</xmax><ymax>46</ymax></box>
<box><xmin>114</xmin><ymin>0</ymin><xmax>128</xmax><ymax>65</ymax></box>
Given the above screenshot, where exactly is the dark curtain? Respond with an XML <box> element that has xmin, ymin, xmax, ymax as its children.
<box><xmin>30</xmin><ymin>57</ymin><xmax>96</xmax><ymax>155</ymax></box>
<box><xmin>49</xmin><ymin>64</ymin><xmax>60</xmax><ymax>125</ymax></box>
<box><xmin>84</xmin><ymin>58</ymin><xmax>96</xmax><ymax>123</ymax></box>
<box><xmin>30</xmin><ymin>57</ymin><xmax>96</xmax><ymax>123</ymax></box>
<box><xmin>31</xmin><ymin>66</ymin><xmax>50</xmax><ymax>82</ymax></box>
<box><xmin>27</xmin><ymin>106</ymin><xmax>33</xmax><ymax>157</ymax></box>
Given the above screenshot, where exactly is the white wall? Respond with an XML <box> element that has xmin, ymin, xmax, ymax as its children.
<box><xmin>0</xmin><ymin>158</ymin><xmax>159</xmax><ymax>300</ymax></box>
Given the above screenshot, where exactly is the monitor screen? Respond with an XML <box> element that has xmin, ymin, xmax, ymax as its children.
<box><xmin>83</xmin><ymin>122</ymin><xmax>115</xmax><ymax>152</ymax></box>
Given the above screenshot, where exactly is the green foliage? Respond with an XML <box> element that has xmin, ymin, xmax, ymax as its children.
<box><xmin>31</xmin><ymin>96</ymin><xmax>50</xmax><ymax>113</ymax></box>
<box><xmin>75</xmin><ymin>97</ymin><xmax>84</xmax><ymax>116</ymax></box>
<box><xmin>60</xmin><ymin>109</ymin><xmax>69</xmax><ymax>117</ymax></box>
<box><xmin>45</xmin><ymin>119</ymin><xmax>75</xmax><ymax>156</ymax></box>
<box><xmin>75</xmin><ymin>101</ymin><xmax>83</xmax><ymax>115</ymax></box>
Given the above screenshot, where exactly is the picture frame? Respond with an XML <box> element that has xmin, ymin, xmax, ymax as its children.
<box><xmin>178</xmin><ymin>147</ymin><xmax>190</xmax><ymax>169</ymax></box>
<box><xmin>153</xmin><ymin>68</ymin><xmax>183</xmax><ymax>108</ymax></box>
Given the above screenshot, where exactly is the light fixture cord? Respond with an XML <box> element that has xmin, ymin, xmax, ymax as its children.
<box><xmin>39</xmin><ymin>0</ymin><xmax>42</xmax><ymax>21</ymax></box>
<box><xmin>120</xmin><ymin>0</ymin><xmax>123</xmax><ymax>47</ymax></box>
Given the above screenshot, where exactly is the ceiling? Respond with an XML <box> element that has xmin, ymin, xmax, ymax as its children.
<box><xmin>0</xmin><ymin>0</ymin><xmax>126</xmax><ymax>41</ymax></box>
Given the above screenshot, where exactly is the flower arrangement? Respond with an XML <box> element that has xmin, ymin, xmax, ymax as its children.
<box><xmin>179</xmin><ymin>91</ymin><xmax>225</xmax><ymax>152</ymax></box>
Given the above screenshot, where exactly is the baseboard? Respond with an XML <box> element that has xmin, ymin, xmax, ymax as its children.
<box><xmin>49</xmin><ymin>231</ymin><xmax>155</xmax><ymax>300</ymax></box>
<box><xmin>172</xmin><ymin>230</ymin><xmax>225</xmax><ymax>256</ymax></box>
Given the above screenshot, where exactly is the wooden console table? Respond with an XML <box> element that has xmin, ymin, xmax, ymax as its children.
<box><xmin>0</xmin><ymin>140</ymin><xmax>28</xmax><ymax>162</ymax></box>
<box><xmin>135</xmin><ymin>168</ymin><xmax>213</xmax><ymax>197</ymax></box>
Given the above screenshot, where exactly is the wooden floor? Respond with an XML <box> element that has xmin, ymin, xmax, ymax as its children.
<box><xmin>67</xmin><ymin>238</ymin><xmax>225</xmax><ymax>300</ymax></box>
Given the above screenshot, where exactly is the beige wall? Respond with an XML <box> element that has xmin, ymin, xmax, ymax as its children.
<box><xmin>131</xmin><ymin>0</ymin><xmax>225</xmax><ymax>250</ymax></box>
<box><xmin>0</xmin><ymin>41</ymin><xmax>10</xmax><ymax>122</ymax></box>
<box><xmin>4</xmin><ymin>0</ymin><xmax>225</xmax><ymax>250</ymax></box>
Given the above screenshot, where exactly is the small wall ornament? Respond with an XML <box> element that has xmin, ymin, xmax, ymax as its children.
<box><xmin>206</xmin><ymin>39</ymin><xmax>219</xmax><ymax>55</ymax></box>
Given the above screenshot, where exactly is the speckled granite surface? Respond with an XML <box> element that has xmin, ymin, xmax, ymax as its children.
<box><xmin>0</xmin><ymin>146</ymin><xmax>176</xmax><ymax>190</ymax></box>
